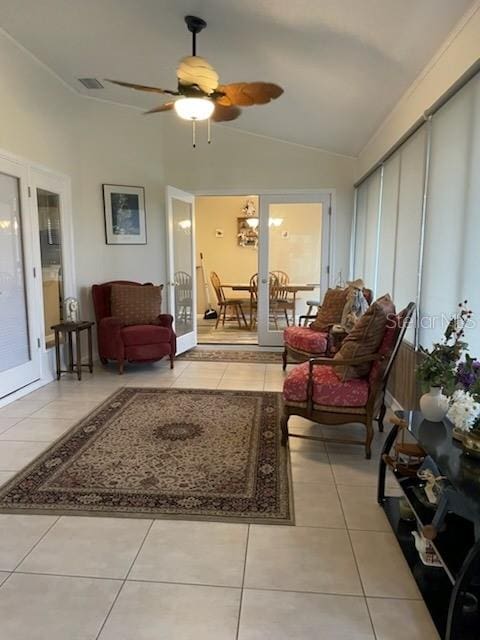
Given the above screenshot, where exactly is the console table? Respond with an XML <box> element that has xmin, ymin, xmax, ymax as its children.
<box><xmin>378</xmin><ymin>412</ymin><xmax>480</xmax><ymax>639</ymax></box>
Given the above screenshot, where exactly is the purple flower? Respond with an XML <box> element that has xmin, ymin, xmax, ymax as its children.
<box><xmin>456</xmin><ymin>360</ymin><xmax>480</xmax><ymax>390</ymax></box>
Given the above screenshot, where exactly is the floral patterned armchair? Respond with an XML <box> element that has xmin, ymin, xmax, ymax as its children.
<box><xmin>281</xmin><ymin>302</ymin><xmax>415</xmax><ymax>459</ymax></box>
<box><xmin>282</xmin><ymin>287</ymin><xmax>372</xmax><ymax>370</ymax></box>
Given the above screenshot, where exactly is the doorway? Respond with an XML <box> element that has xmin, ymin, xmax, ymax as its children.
<box><xmin>193</xmin><ymin>192</ymin><xmax>332</xmax><ymax>348</ymax></box>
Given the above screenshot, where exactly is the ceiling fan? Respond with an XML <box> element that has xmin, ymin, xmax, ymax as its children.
<box><xmin>106</xmin><ymin>15</ymin><xmax>284</xmax><ymax>146</ymax></box>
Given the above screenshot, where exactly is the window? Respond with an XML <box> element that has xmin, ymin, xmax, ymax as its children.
<box><xmin>352</xmin><ymin>70</ymin><xmax>480</xmax><ymax>354</ymax></box>
<box><xmin>420</xmin><ymin>73</ymin><xmax>480</xmax><ymax>353</ymax></box>
<box><xmin>352</xmin><ymin>167</ymin><xmax>381</xmax><ymax>291</ymax></box>
<box><xmin>354</xmin><ymin>127</ymin><xmax>426</xmax><ymax>344</ymax></box>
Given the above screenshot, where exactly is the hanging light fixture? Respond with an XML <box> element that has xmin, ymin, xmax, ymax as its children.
<box><xmin>174</xmin><ymin>97</ymin><xmax>215</xmax><ymax>121</ymax></box>
<box><xmin>246</xmin><ymin>217</ymin><xmax>259</xmax><ymax>229</ymax></box>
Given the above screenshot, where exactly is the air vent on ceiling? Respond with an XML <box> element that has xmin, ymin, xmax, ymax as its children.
<box><xmin>78</xmin><ymin>78</ymin><xmax>104</xmax><ymax>89</ymax></box>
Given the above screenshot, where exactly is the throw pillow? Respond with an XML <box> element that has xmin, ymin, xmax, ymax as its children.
<box><xmin>340</xmin><ymin>286</ymin><xmax>369</xmax><ymax>332</ymax></box>
<box><xmin>310</xmin><ymin>287</ymin><xmax>349</xmax><ymax>332</ymax></box>
<box><xmin>333</xmin><ymin>294</ymin><xmax>396</xmax><ymax>380</ymax></box>
<box><xmin>111</xmin><ymin>284</ymin><xmax>163</xmax><ymax>326</ymax></box>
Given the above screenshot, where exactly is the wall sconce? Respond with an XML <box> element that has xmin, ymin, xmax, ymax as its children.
<box><xmin>269</xmin><ymin>218</ymin><xmax>283</xmax><ymax>227</ymax></box>
<box><xmin>245</xmin><ymin>217</ymin><xmax>259</xmax><ymax>229</ymax></box>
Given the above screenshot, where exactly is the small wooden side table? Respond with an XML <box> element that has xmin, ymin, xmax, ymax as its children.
<box><xmin>51</xmin><ymin>321</ymin><xmax>94</xmax><ymax>381</ymax></box>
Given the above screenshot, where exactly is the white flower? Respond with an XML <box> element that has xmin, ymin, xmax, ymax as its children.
<box><xmin>447</xmin><ymin>390</ymin><xmax>480</xmax><ymax>431</ymax></box>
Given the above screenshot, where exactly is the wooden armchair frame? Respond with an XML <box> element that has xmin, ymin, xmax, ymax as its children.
<box><xmin>281</xmin><ymin>302</ymin><xmax>415</xmax><ymax>459</ymax></box>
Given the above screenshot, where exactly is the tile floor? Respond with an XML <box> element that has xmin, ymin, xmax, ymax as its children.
<box><xmin>0</xmin><ymin>360</ymin><xmax>439</xmax><ymax>639</ymax></box>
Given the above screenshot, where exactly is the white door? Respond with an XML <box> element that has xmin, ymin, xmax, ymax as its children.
<box><xmin>0</xmin><ymin>157</ymin><xmax>41</xmax><ymax>398</ymax></box>
<box><xmin>166</xmin><ymin>186</ymin><xmax>197</xmax><ymax>354</ymax></box>
<box><xmin>30</xmin><ymin>168</ymin><xmax>75</xmax><ymax>350</ymax></box>
<box><xmin>257</xmin><ymin>193</ymin><xmax>332</xmax><ymax>346</ymax></box>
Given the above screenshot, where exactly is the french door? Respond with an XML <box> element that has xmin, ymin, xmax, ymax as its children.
<box><xmin>257</xmin><ymin>193</ymin><xmax>332</xmax><ymax>346</ymax></box>
<box><xmin>0</xmin><ymin>157</ymin><xmax>41</xmax><ymax>398</ymax></box>
<box><xmin>30</xmin><ymin>168</ymin><xmax>74</xmax><ymax>351</ymax></box>
<box><xmin>166</xmin><ymin>186</ymin><xmax>197</xmax><ymax>354</ymax></box>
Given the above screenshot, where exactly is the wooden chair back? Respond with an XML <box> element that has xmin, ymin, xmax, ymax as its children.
<box><xmin>271</xmin><ymin>270</ymin><xmax>290</xmax><ymax>301</ymax></box>
<box><xmin>368</xmin><ymin>302</ymin><xmax>416</xmax><ymax>414</ymax></box>
<box><xmin>210</xmin><ymin>271</ymin><xmax>225</xmax><ymax>305</ymax></box>
<box><xmin>174</xmin><ymin>271</ymin><xmax>192</xmax><ymax>303</ymax></box>
<box><xmin>249</xmin><ymin>272</ymin><xmax>280</xmax><ymax>303</ymax></box>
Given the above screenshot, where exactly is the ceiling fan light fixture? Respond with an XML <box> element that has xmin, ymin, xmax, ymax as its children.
<box><xmin>174</xmin><ymin>97</ymin><xmax>214</xmax><ymax>121</ymax></box>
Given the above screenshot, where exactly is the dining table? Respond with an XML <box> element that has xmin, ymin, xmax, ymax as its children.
<box><xmin>221</xmin><ymin>282</ymin><xmax>317</xmax><ymax>330</ymax></box>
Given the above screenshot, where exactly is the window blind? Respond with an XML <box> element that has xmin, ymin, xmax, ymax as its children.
<box><xmin>419</xmin><ymin>73</ymin><xmax>480</xmax><ymax>354</ymax></box>
<box><xmin>352</xmin><ymin>167</ymin><xmax>381</xmax><ymax>291</ymax></box>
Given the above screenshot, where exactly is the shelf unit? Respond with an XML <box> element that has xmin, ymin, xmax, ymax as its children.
<box><xmin>378</xmin><ymin>414</ymin><xmax>480</xmax><ymax>639</ymax></box>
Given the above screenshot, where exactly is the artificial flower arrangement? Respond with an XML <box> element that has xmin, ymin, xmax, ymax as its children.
<box><xmin>416</xmin><ymin>302</ymin><xmax>471</xmax><ymax>395</ymax></box>
<box><xmin>447</xmin><ymin>356</ymin><xmax>480</xmax><ymax>447</ymax></box>
<box><xmin>417</xmin><ymin>302</ymin><xmax>480</xmax><ymax>455</ymax></box>
<box><xmin>415</xmin><ymin>302</ymin><xmax>471</xmax><ymax>422</ymax></box>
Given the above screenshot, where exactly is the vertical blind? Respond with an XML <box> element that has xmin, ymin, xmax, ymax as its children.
<box><xmin>352</xmin><ymin>70</ymin><xmax>480</xmax><ymax>352</ymax></box>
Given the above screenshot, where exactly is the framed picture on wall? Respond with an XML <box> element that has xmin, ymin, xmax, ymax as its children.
<box><xmin>103</xmin><ymin>184</ymin><xmax>147</xmax><ymax>245</ymax></box>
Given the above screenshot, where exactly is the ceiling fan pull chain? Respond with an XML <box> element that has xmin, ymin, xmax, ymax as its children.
<box><xmin>192</xmin><ymin>120</ymin><xmax>196</xmax><ymax>148</ymax></box>
<box><xmin>207</xmin><ymin>118</ymin><xmax>211</xmax><ymax>144</ymax></box>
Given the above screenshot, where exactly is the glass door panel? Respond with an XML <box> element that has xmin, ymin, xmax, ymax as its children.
<box><xmin>0</xmin><ymin>160</ymin><xmax>40</xmax><ymax>398</ymax></box>
<box><xmin>258</xmin><ymin>194</ymin><xmax>331</xmax><ymax>346</ymax></box>
<box><xmin>166</xmin><ymin>186</ymin><xmax>197</xmax><ymax>354</ymax></box>
<box><xmin>37</xmin><ymin>189</ymin><xmax>63</xmax><ymax>347</ymax></box>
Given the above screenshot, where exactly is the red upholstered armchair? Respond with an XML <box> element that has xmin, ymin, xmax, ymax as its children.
<box><xmin>92</xmin><ymin>281</ymin><xmax>176</xmax><ymax>374</ymax></box>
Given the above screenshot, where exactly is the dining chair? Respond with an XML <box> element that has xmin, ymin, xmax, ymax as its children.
<box><xmin>210</xmin><ymin>271</ymin><xmax>248</xmax><ymax>329</ymax></box>
<box><xmin>174</xmin><ymin>270</ymin><xmax>192</xmax><ymax>324</ymax></box>
<box><xmin>249</xmin><ymin>272</ymin><xmax>281</xmax><ymax>329</ymax></box>
<box><xmin>271</xmin><ymin>270</ymin><xmax>295</xmax><ymax>326</ymax></box>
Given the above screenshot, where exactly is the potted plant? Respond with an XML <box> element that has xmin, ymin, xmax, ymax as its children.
<box><xmin>416</xmin><ymin>302</ymin><xmax>470</xmax><ymax>421</ymax></box>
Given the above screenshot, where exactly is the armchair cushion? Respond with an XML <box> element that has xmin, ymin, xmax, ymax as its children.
<box><xmin>283</xmin><ymin>362</ymin><xmax>369</xmax><ymax>407</ymax></box>
<box><xmin>111</xmin><ymin>284</ymin><xmax>163</xmax><ymax>326</ymax></box>
<box><xmin>284</xmin><ymin>326</ymin><xmax>328</xmax><ymax>355</ymax></box>
<box><xmin>310</xmin><ymin>287</ymin><xmax>349</xmax><ymax>332</ymax></box>
<box><xmin>121</xmin><ymin>325</ymin><xmax>172</xmax><ymax>347</ymax></box>
<box><xmin>334</xmin><ymin>294</ymin><xmax>395</xmax><ymax>380</ymax></box>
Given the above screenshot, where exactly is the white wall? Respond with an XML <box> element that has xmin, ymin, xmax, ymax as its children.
<box><xmin>164</xmin><ymin>119</ymin><xmax>355</xmax><ymax>279</ymax></box>
<box><xmin>357</xmin><ymin>4</ymin><xmax>480</xmax><ymax>176</ymax></box>
<box><xmin>74</xmin><ymin>99</ymin><xmax>167</xmax><ymax>316</ymax></box>
<box><xmin>0</xmin><ymin>28</ymin><xmax>356</xmax><ymax>330</ymax></box>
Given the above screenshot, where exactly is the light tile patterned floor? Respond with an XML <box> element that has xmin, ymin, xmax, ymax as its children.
<box><xmin>0</xmin><ymin>361</ymin><xmax>439</xmax><ymax>640</ymax></box>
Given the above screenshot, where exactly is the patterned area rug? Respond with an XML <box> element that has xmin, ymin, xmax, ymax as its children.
<box><xmin>177</xmin><ymin>348</ymin><xmax>283</xmax><ymax>364</ymax></box>
<box><xmin>0</xmin><ymin>388</ymin><xmax>293</xmax><ymax>524</ymax></box>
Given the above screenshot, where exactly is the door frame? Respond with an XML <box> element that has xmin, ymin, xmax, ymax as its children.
<box><xmin>0</xmin><ymin>154</ymin><xmax>41</xmax><ymax>398</ymax></box>
<box><xmin>0</xmin><ymin>147</ymin><xmax>76</xmax><ymax>403</ymax></box>
<box><xmin>30</xmin><ymin>167</ymin><xmax>76</xmax><ymax>353</ymax></box>
<box><xmin>193</xmin><ymin>188</ymin><xmax>335</xmax><ymax>346</ymax></box>
<box><xmin>165</xmin><ymin>186</ymin><xmax>197</xmax><ymax>354</ymax></box>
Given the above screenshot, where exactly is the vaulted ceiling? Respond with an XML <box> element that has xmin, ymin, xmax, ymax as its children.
<box><xmin>0</xmin><ymin>0</ymin><xmax>474</xmax><ymax>155</ymax></box>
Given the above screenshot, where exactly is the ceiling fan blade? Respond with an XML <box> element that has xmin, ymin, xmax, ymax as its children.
<box><xmin>143</xmin><ymin>102</ymin><xmax>175</xmax><ymax>115</ymax></box>
<box><xmin>212</xmin><ymin>104</ymin><xmax>242</xmax><ymax>122</ymax></box>
<box><xmin>105</xmin><ymin>79</ymin><xmax>179</xmax><ymax>96</ymax></box>
<box><xmin>217</xmin><ymin>82</ymin><xmax>283</xmax><ymax>107</ymax></box>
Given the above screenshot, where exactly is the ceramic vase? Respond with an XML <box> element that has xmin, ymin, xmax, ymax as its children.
<box><xmin>419</xmin><ymin>387</ymin><xmax>449</xmax><ymax>422</ymax></box>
